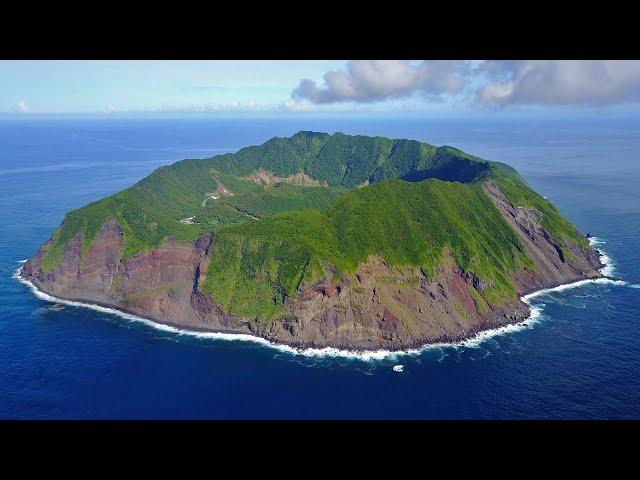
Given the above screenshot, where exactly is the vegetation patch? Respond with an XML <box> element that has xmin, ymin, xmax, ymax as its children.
<box><xmin>204</xmin><ymin>177</ymin><xmax>533</xmax><ymax>321</ymax></box>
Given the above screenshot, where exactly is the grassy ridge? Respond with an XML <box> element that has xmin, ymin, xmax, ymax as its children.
<box><xmin>207</xmin><ymin>131</ymin><xmax>489</xmax><ymax>188</ymax></box>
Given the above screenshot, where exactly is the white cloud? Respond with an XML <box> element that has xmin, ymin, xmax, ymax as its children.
<box><xmin>207</xmin><ymin>100</ymin><xmax>239</xmax><ymax>112</ymax></box>
<box><xmin>289</xmin><ymin>60</ymin><xmax>640</xmax><ymax>110</ymax></box>
<box><xmin>17</xmin><ymin>100</ymin><xmax>29</xmax><ymax>113</ymax></box>
<box><xmin>291</xmin><ymin>60</ymin><xmax>470</xmax><ymax>104</ymax></box>
<box><xmin>105</xmin><ymin>104</ymin><xmax>116</xmax><ymax>113</ymax></box>
<box><xmin>282</xmin><ymin>99</ymin><xmax>320</xmax><ymax>112</ymax></box>
<box><xmin>158</xmin><ymin>100</ymin><xmax>258</xmax><ymax>113</ymax></box>
<box><xmin>477</xmin><ymin>60</ymin><xmax>640</xmax><ymax>106</ymax></box>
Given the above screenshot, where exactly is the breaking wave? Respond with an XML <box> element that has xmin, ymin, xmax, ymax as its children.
<box><xmin>589</xmin><ymin>236</ymin><xmax>615</xmax><ymax>276</ymax></box>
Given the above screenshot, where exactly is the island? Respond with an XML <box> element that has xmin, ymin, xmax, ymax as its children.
<box><xmin>20</xmin><ymin>131</ymin><xmax>604</xmax><ymax>350</ymax></box>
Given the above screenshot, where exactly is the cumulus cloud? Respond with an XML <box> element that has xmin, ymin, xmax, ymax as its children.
<box><xmin>17</xmin><ymin>100</ymin><xmax>29</xmax><ymax>113</ymax></box>
<box><xmin>477</xmin><ymin>60</ymin><xmax>640</xmax><ymax>106</ymax></box>
<box><xmin>291</xmin><ymin>60</ymin><xmax>470</xmax><ymax>104</ymax></box>
<box><xmin>289</xmin><ymin>60</ymin><xmax>640</xmax><ymax>110</ymax></box>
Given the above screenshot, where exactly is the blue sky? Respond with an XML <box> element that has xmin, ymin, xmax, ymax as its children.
<box><xmin>0</xmin><ymin>61</ymin><xmax>343</xmax><ymax>114</ymax></box>
<box><xmin>2</xmin><ymin>60</ymin><xmax>640</xmax><ymax>117</ymax></box>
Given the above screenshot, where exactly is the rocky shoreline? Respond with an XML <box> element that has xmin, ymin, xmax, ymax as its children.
<box><xmin>18</xmin><ymin>246</ymin><xmax>605</xmax><ymax>353</ymax></box>
<box><xmin>17</xmin><ymin>261</ymin><xmax>607</xmax><ymax>355</ymax></box>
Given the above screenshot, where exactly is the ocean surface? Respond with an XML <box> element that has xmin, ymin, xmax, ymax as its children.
<box><xmin>1</xmin><ymin>116</ymin><xmax>639</xmax><ymax>419</ymax></box>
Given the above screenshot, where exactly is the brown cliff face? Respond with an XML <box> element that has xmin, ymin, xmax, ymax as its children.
<box><xmin>483</xmin><ymin>182</ymin><xmax>602</xmax><ymax>294</ymax></box>
<box><xmin>256</xmin><ymin>253</ymin><xmax>530</xmax><ymax>350</ymax></box>
<box><xmin>20</xmin><ymin>183</ymin><xmax>603</xmax><ymax>351</ymax></box>
<box><xmin>22</xmin><ymin>220</ymin><xmax>252</xmax><ymax>335</ymax></box>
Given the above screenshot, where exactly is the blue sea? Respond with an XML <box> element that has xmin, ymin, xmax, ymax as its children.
<box><xmin>1</xmin><ymin>115</ymin><xmax>639</xmax><ymax>419</ymax></box>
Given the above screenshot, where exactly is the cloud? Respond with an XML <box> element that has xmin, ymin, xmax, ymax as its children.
<box><xmin>282</xmin><ymin>99</ymin><xmax>322</xmax><ymax>112</ymax></box>
<box><xmin>291</xmin><ymin>60</ymin><xmax>470</xmax><ymax>104</ymax></box>
<box><xmin>280</xmin><ymin>98</ymin><xmax>367</xmax><ymax>113</ymax></box>
<box><xmin>105</xmin><ymin>104</ymin><xmax>116</xmax><ymax>113</ymax></box>
<box><xmin>205</xmin><ymin>100</ymin><xmax>240</xmax><ymax>112</ymax></box>
<box><xmin>17</xmin><ymin>100</ymin><xmax>29</xmax><ymax>113</ymax></box>
<box><xmin>477</xmin><ymin>60</ymin><xmax>640</xmax><ymax>106</ymax></box>
<box><xmin>157</xmin><ymin>100</ymin><xmax>259</xmax><ymax>113</ymax></box>
<box><xmin>289</xmin><ymin>60</ymin><xmax>640</xmax><ymax>110</ymax></box>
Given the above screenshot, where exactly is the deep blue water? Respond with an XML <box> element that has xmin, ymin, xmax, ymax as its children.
<box><xmin>1</xmin><ymin>116</ymin><xmax>639</xmax><ymax>419</ymax></box>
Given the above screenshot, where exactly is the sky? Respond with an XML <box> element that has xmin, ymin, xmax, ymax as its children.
<box><xmin>2</xmin><ymin>60</ymin><xmax>640</xmax><ymax>117</ymax></box>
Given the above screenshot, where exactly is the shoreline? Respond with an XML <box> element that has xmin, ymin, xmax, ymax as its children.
<box><xmin>13</xmin><ymin>238</ymin><xmax>632</xmax><ymax>361</ymax></box>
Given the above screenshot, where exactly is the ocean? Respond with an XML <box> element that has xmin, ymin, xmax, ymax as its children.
<box><xmin>1</xmin><ymin>115</ymin><xmax>639</xmax><ymax>419</ymax></box>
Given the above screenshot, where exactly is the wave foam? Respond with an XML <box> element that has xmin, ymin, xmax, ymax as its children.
<box><xmin>521</xmin><ymin>236</ymin><xmax>635</xmax><ymax>302</ymax></box>
<box><xmin>588</xmin><ymin>236</ymin><xmax>615</xmax><ymax>276</ymax></box>
<box><xmin>523</xmin><ymin>277</ymin><xmax>627</xmax><ymax>303</ymax></box>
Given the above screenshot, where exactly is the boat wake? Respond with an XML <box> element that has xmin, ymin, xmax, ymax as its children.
<box><xmin>12</xmin><ymin>237</ymin><xmax>638</xmax><ymax>362</ymax></box>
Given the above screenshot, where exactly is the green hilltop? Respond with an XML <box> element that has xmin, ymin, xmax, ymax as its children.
<box><xmin>39</xmin><ymin>131</ymin><xmax>590</xmax><ymax>321</ymax></box>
